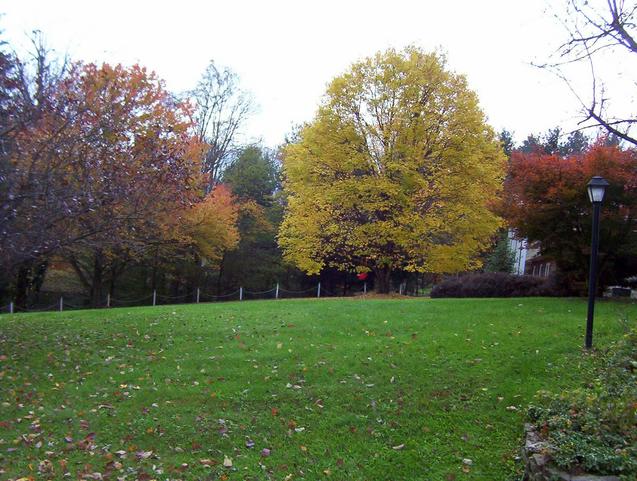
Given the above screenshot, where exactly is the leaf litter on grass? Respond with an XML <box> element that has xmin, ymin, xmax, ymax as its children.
<box><xmin>0</xmin><ymin>298</ymin><xmax>632</xmax><ymax>480</ymax></box>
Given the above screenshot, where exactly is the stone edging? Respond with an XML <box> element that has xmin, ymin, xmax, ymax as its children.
<box><xmin>522</xmin><ymin>424</ymin><xmax>621</xmax><ymax>481</ymax></box>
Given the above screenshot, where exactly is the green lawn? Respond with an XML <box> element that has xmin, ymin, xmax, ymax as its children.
<box><xmin>0</xmin><ymin>298</ymin><xmax>635</xmax><ymax>481</ymax></box>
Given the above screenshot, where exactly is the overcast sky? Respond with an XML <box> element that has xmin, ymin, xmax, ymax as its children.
<box><xmin>2</xmin><ymin>0</ymin><xmax>628</xmax><ymax>147</ymax></box>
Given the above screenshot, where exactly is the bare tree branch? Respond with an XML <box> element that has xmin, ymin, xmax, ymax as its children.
<box><xmin>540</xmin><ymin>0</ymin><xmax>637</xmax><ymax>145</ymax></box>
<box><xmin>190</xmin><ymin>61</ymin><xmax>253</xmax><ymax>189</ymax></box>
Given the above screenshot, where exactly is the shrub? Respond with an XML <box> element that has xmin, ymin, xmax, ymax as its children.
<box><xmin>527</xmin><ymin>329</ymin><xmax>637</xmax><ymax>478</ymax></box>
<box><xmin>430</xmin><ymin>272</ymin><xmax>556</xmax><ymax>298</ymax></box>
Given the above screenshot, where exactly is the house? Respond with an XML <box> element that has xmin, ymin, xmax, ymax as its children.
<box><xmin>508</xmin><ymin>231</ymin><xmax>555</xmax><ymax>278</ymax></box>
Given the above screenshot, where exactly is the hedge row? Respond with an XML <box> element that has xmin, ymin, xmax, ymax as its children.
<box><xmin>430</xmin><ymin>272</ymin><xmax>557</xmax><ymax>298</ymax></box>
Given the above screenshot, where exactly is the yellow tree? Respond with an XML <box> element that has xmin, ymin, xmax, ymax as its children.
<box><xmin>181</xmin><ymin>184</ymin><xmax>240</xmax><ymax>266</ymax></box>
<box><xmin>279</xmin><ymin>47</ymin><xmax>505</xmax><ymax>292</ymax></box>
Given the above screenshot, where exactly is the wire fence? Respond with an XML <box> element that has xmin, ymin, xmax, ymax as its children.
<box><xmin>0</xmin><ymin>281</ymin><xmax>429</xmax><ymax>315</ymax></box>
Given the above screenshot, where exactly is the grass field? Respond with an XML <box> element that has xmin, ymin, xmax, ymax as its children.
<box><xmin>0</xmin><ymin>297</ymin><xmax>635</xmax><ymax>481</ymax></box>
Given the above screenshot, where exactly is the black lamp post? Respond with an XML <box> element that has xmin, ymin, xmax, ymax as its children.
<box><xmin>585</xmin><ymin>176</ymin><xmax>609</xmax><ymax>349</ymax></box>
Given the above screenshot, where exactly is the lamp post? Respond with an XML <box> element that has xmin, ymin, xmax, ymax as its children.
<box><xmin>585</xmin><ymin>176</ymin><xmax>609</xmax><ymax>349</ymax></box>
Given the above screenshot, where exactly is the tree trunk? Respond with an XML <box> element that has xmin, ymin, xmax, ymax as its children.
<box><xmin>12</xmin><ymin>259</ymin><xmax>48</xmax><ymax>308</ymax></box>
<box><xmin>374</xmin><ymin>267</ymin><xmax>392</xmax><ymax>294</ymax></box>
<box><xmin>14</xmin><ymin>262</ymin><xmax>31</xmax><ymax>308</ymax></box>
<box><xmin>216</xmin><ymin>251</ymin><xmax>226</xmax><ymax>295</ymax></box>
<box><xmin>191</xmin><ymin>253</ymin><xmax>202</xmax><ymax>301</ymax></box>
<box><xmin>150</xmin><ymin>247</ymin><xmax>159</xmax><ymax>292</ymax></box>
<box><xmin>89</xmin><ymin>251</ymin><xmax>104</xmax><ymax>307</ymax></box>
<box><xmin>31</xmin><ymin>260</ymin><xmax>48</xmax><ymax>302</ymax></box>
<box><xmin>108</xmin><ymin>260</ymin><xmax>126</xmax><ymax>301</ymax></box>
<box><xmin>342</xmin><ymin>271</ymin><xmax>349</xmax><ymax>296</ymax></box>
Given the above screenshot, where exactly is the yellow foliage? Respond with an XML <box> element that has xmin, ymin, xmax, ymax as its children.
<box><xmin>182</xmin><ymin>185</ymin><xmax>240</xmax><ymax>265</ymax></box>
<box><xmin>279</xmin><ymin>47</ymin><xmax>505</xmax><ymax>275</ymax></box>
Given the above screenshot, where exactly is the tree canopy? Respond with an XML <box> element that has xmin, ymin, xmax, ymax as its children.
<box><xmin>279</xmin><ymin>47</ymin><xmax>506</xmax><ymax>292</ymax></box>
<box><xmin>502</xmin><ymin>143</ymin><xmax>637</xmax><ymax>292</ymax></box>
<box><xmin>222</xmin><ymin>146</ymin><xmax>279</xmax><ymax>206</ymax></box>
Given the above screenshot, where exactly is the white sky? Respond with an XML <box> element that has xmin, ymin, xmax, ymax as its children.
<box><xmin>2</xmin><ymin>0</ymin><xmax>630</xmax><ymax>147</ymax></box>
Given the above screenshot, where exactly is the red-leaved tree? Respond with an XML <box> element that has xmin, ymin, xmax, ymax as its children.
<box><xmin>503</xmin><ymin>143</ymin><xmax>637</xmax><ymax>293</ymax></box>
<box><xmin>3</xmin><ymin>59</ymin><xmax>206</xmax><ymax>306</ymax></box>
<box><xmin>57</xmin><ymin>63</ymin><xmax>204</xmax><ymax>306</ymax></box>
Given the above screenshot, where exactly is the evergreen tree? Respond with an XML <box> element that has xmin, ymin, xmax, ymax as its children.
<box><xmin>498</xmin><ymin>129</ymin><xmax>515</xmax><ymax>158</ymax></box>
<box><xmin>484</xmin><ymin>231</ymin><xmax>515</xmax><ymax>273</ymax></box>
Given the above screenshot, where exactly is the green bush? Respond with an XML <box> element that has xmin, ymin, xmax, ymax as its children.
<box><xmin>527</xmin><ymin>329</ymin><xmax>637</xmax><ymax>478</ymax></box>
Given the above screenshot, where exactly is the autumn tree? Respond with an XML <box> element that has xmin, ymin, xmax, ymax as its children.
<box><xmin>191</xmin><ymin>60</ymin><xmax>252</xmax><ymax>189</ymax></box>
<box><xmin>181</xmin><ymin>184</ymin><xmax>240</xmax><ymax>264</ymax></box>
<box><xmin>0</xmin><ymin>32</ymin><xmax>248</xmax><ymax>306</ymax></box>
<box><xmin>502</xmin><ymin>143</ymin><xmax>637</xmax><ymax>292</ymax></box>
<box><xmin>279</xmin><ymin>47</ymin><xmax>506</xmax><ymax>293</ymax></box>
<box><xmin>0</xmin><ymin>40</ymin><xmax>20</xmax><ymax>262</ymax></box>
<box><xmin>0</xmin><ymin>34</ymin><xmax>67</xmax><ymax>267</ymax></box>
<box><xmin>143</xmin><ymin>183</ymin><xmax>239</xmax><ymax>297</ymax></box>
<box><xmin>0</xmin><ymin>35</ymin><xmax>83</xmax><ymax>305</ymax></box>
<box><xmin>0</xmin><ymin>36</ymin><xmax>17</xmax><ymax>158</ymax></box>
<box><xmin>49</xmin><ymin>63</ymin><xmax>203</xmax><ymax>306</ymax></box>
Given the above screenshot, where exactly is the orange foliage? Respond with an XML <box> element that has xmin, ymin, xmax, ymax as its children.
<box><xmin>5</xmin><ymin>61</ymin><xmax>207</xmax><ymax>270</ymax></box>
<box><xmin>502</xmin><ymin>143</ymin><xmax>637</xmax><ymax>288</ymax></box>
<box><xmin>182</xmin><ymin>184</ymin><xmax>240</xmax><ymax>264</ymax></box>
<box><xmin>504</xmin><ymin>143</ymin><xmax>637</xmax><ymax>234</ymax></box>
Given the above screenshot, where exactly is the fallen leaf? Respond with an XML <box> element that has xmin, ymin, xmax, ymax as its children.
<box><xmin>37</xmin><ymin>460</ymin><xmax>53</xmax><ymax>474</ymax></box>
<box><xmin>135</xmin><ymin>450</ymin><xmax>153</xmax><ymax>460</ymax></box>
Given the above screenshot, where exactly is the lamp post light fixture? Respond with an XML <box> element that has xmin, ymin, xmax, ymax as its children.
<box><xmin>585</xmin><ymin>176</ymin><xmax>609</xmax><ymax>349</ymax></box>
